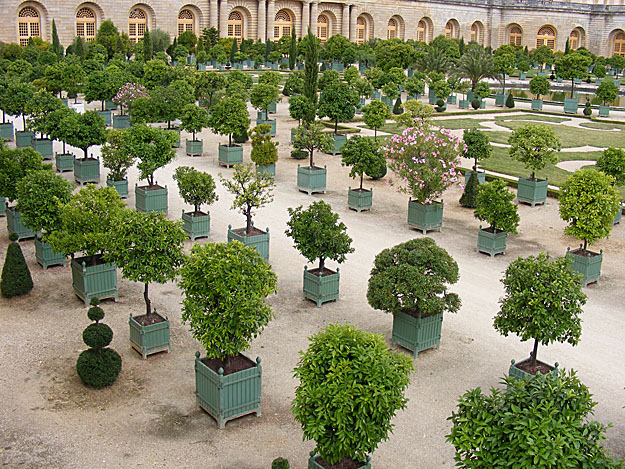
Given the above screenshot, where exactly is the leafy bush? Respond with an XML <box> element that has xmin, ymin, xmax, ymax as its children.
<box><xmin>529</xmin><ymin>75</ymin><xmax>550</xmax><ymax>99</ymax></box>
<box><xmin>101</xmin><ymin>129</ymin><xmax>135</xmax><ymax>182</ymax></box>
<box><xmin>1</xmin><ymin>233</ymin><xmax>33</xmax><ymax>298</ymax></box>
<box><xmin>365</xmin><ymin>151</ymin><xmax>387</xmax><ymax>180</ymax></box>
<box><xmin>292</xmin><ymin>324</ymin><xmax>413</xmax><ymax>465</ymax></box>
<box><xmin>271</xmin><ymin>458</ymin><xmax>289</xmax><ymax>469</ymax></box>
<box><xmin>341</xmin><ymin>135</ymin><xmax>380</xmax><ymax>189</ymax></box>
<box><xmin>475</xmin><ymin>180</ymin><xmax>519</xmax><ymax>233</ymax></box>
<box><xmin>290</xmin><ymin>149</ymin><xmax>308</xmax><ymax>159</ymax></box>
<box><xmin>463</xmin><ymin>128</ymin><xmax>492</xmax><ymax>171</ymax></box>
<box><xmin>583</xmin><ymin>101</ymin><xmax>592</xmax><ymax>116</ymax></box>
<box><xmin>459</xmin><ymin>171</ymin><xmax>478</xmax><ymax>208</ymax></box>
<box><xmin>367</xmin><ymin>238</ymin><xmax>461</xmax><ymax>319</ymax></box>
<box><xmin>471</xmin><ymin>99</ymin><xmax>481</xmax><ymax>110</ymax></box>
<box><xmin>435</xmin><ymin>98</ymin><xmax>446</xmax><ymax>112</ymax></box>
<box><xmin>250</xmin><ymin>124</ymin><xmax>278</xmax><ymax>166</ymax></box>
<box><xmin>508</xmin><ymin>123</ymin><xmax>561</xmax><ymax>179</ymax></box>
<box><xmin>173</xmin><ymin>166</ymin><xmax>218</xmax><ymax>213</ymax></box>
<box><xmin>596</xmin><ymin>147</ymin><xmax>625</xmax><ymax>185</ymax></box>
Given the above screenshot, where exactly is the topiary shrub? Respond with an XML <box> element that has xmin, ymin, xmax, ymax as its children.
<box><xmin>435</xmin><ymin>98</ymin><xmax>446</xmax><ymax>112</ymax></box>
<box><xmin>392</xmin><ymin>97</ymin><xmax>402</xmax><ymax>115</ymax></box>
<box><xmin>1</xmin><ymin>232</ymin><xmax>34</xmax><ymax>298</ymax></box>
<box><xmin>271</xmin><ymin>457</ymin><xmax>290</xmax><ymax>469</ymax></box>
<box><xmin>290</xmin><ymin>149</ymin><xmax>308</xmax><ymax>160</ymax></box>
<box><xmin>471</xmin><ymin>99</ymin><xmax>481</xmax><ymax>110</ymax></box>
<box><xmin>76</xmin><ymin>298</ymin><xmax>121</xmax><ymax>389</ymax></box>
<box><xmin>365</xmin><ymin>151</ymin><xmax>387</xmax><ymax>180</ymax></box>
<box><xmin>505</xmin><ymin>93</ymin><xmax>515</xmax><ymax>108</ymax></box>
<box><xmin>459</xmin><ymin>171</ymin><xmax>479</xmax><ymax>208</ymax></box>
<box><xmin>233</xmin><ymin>128</ymin><xmax>249</xmax><ymax>143</ymax></box>
<box><xmin>583</xmin><ymin>101</ymin><xmax>592</xmax><ymax>116</ymax></box>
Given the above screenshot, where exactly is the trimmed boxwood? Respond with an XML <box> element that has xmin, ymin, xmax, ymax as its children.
<box><xmin>1</xmin><ymin>232</ymin><xmax>33</xmax><ymax>298</ymax></box>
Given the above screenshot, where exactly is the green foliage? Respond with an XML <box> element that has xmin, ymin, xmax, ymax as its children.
<box><xmin>556</xmin><ymin>51</ymin><xmax>593</xmax><ymax>97</ymax></box>
<box><xmin>381</xmin><ymin>82</ymin><xmax>399</xmax><ymax>101</ymax></box>
<box><xmin>292</xmin><ymin>324</ymin><xmax>413</xmax><ymax>465</ymax></box>
<box><xmin>3</xmin><ymin>80</ymin><xmax>35</xmax><ymax>127</ymax></box>
<box><xmin>179</xmin><ymin>241</ymin><xmax>277</xmax><ymax>360</ymax></box>
<box><xmin>353</xmin><ymin>77</ymin><xmax>374</xmax><ymax>100</ymax></box>
<box><xmin>392</xmin><ymin>97</ymin><xmax>403</xmax><ymax>115</ymax></box>
<box><xmin>124</xmin><ymin>124</ymin><xmax>176</xmax><ymax>186</ymax></box>
<box><xmin>282</xmin><ymin>71</ymin><xmax>304</xmax><ymax>96</ymax></box>
<box><xmin>455</xmin><ymin>45</ymin><xmax>496</xmax><ymax>90</ymax></box>
<box><xmin>583</xmin><ymin>101</ymin><xmax>592</xmax><ymax>116</ymax></box>
<box><xmin>341</xmin><ymin>135</ymin><xmax>380</xmax><ymax>189</ymax></box>
<box><xmin>258</xmin><ymin>71</ymin><xmax>281</xmax><ymax>87</ymax></box>
<box><xmin>1</xmin><ymin>238</ymin><xmax>33</xmax><ymax>298</ymax></box>
<box><xmin>495</xmin><ymin>252</ymin><xmax>586</xmax><ymax>365</ymax></box>
<box><xmin>364</xmin><ymin>67</ymin><xmax>384</xmax><ymax>89</ymax></box>
<box><xmin>194</xmin><ymin>70</ymin><xmax>225</xmax><ymax>107</ymax></box>
<box><xmin>343</xmin><ymin>65</ymin><xmax>360</xmax><ymax>86</ymax></box>
<box><xmin>318</xmin><ymin>69</ymin><xmax>341</xmax><ymax>91</ymax></box>
<box><xmin>474</xmin><ymin>180</ymin><xmax>519</xmax><ymax>233</ymax></box>
<box><xmin>293</xmin><ymin>121</ymin><xmax>334</xmax><ymax>168</ymax></box>
<box><xmin>178</xmin><ymin>31</ymin><xmax>197</xmax><ymax>54</ymax></box>
<box><xmin>559</xmin><ymin>169</ymin><xmax>620</xmax><ymax>250</ymax></box>
<box><xmin>219</xmin><ymin>163</ymin><xmax>275</xmax><ymax>234</ymax></box>
<box><xmin>25</xmin><ymin>91</ymin><xmax>64</xmax><ymax>136</ymax></box>
<box><xmin>208</xmin><ymin>97</ymin><xmax>250</xmax><ymax>146</ymax></box>
<box><xmin>470</xmin><ymin>99</ymin><xmax>481</xmax><ymax>110</ymax></box>
<box><xmin>365</xmin><ymin>152</ymin><xmax>387</xmax><ymax>180</ymax></box>
<box><xmin>63</xmin><ymin>110</ymin><xmax>107</xmax><ymax>159</ymax></box>
<box><xmin>459</xmin><ymin>171</ymin><xmax>479</xmax><ymax>208</ymax></box>
<box><xmin>82</xmin><ymin>322</ymin><xmax>113</xmax><ymax>349</ymax></box>
<box><xmin>529</xmin><ymin>75</ymin><xmax>550</xmax><ymax>99</ymax></box>
<box><xmin>474</xmin><ymin>81</ymin><xmax>490</xmax><ymax>99</ymax></box>
<box><xmin>180</xmin><ymin>103</ymin><xmax>210</xmax><ymax>140</ymax></box>
<box><xmin>505</xmin><ymin>93</ymin><xmax>515</xmax><ymax>108</ymax></box>
<box><xmin>531</xmin><ymin>46</ymin><xmax>555</xmax><ymax>68</ymax></box>
<box><xmin>595</xmin><ymin>79</ymin><xmax>619</xmax><ymax>105</ymax></box>
<box><xmin>51</xmin><ymin>20</ymin><xmax>63</xmax><ymax>58</ymax></box>
<box><xmin>291</xmin><ymin>149</ymin><xmax>308</xmax><ymax>159</ymax></box>
<box><xmin>596</xmin><ymin>147</ymin><xmax>625</xmax><ymax>185</ymax></box>
<box><xmin>367</xmin><ymin>238</ymin><xmax>460</xmax><ymax>318</ymax></box>
<box><xmin>0</xmin><ymin>146</ymin><xmax>47</xmax><ymax>202</ymax></box>
<box><xmin>250</xmin><ymin>83</ymin><xmax>279</xmax><ymax>119</ymax></box>
<box><xmin>404</xmin><ymin>76</ymin><xmax>425</xmax><ymax>97</ymax></box>
<box><xmin>303</xmin><ymin>31</ymin><xmax>320</xmax><ymax>123</ymax></box>
<box><xmin>153</xmin><ymin>79</ymin><xmax>195</xmax><ymax>125</ymax></box>
<box><xmin>289</xmin><ymin>27</ymin><xmax>297</xmax><ymax>70</ymax></box>
<box><xmin>394</xmin><ymin>100</ymin><xmax>434</xmax><ymax>128</ymax></box>
<box><xmin>47</xmin><ymin>186</ymin><xmax>125</xmax><ymax>258</ymax></box>
<box><xmin>508</xmin><ymin>123</ymin><xmax>561</xmax><ymax>177</ymax></box>
<box><xmin>173</xmin><ymin>166</ymin><xmax>218</xmax><ymax>213</ymax></box>
<box><xmin>362</xmin><ymin>100</ymin><xmax>391</xmax><ymax>140</ymax></box>
<box><xmin>317</xmin><ymin>81</ymin><xmax>358</xmax><ymax>133</ymax></box>
<box><xmin>250</xmin><ymin>124</ymin><xmax>279</xmax><ymax>166</ymax></box>
<box><xmin>16</xmin><ymin>169</ymin><xmax>73</xmax><ymax>238</ymax></box>
<box><xmin>271</xmin><ymin>458</ymin><xmax>289</xmax><ymax>469</ymax></box>
<box><xmin>463</xmin><ymin>128</ymin><xmax>492</xmax><ymax>170</ymax></box>
<box><xmin>100</xmin><ymin>129</ymin><xmax>135</xmax><ymax>181</ymax></box>
<box><xmin>288</xmin><ymin>94</ymin><xmax>313</xmax><ymax>125</ymax></box>
<box><xmin>87</xmin><ymin>298</ymin><xmax>104</xmax><ymax>323</ymax></box>
<box><xmin>374</xmin><ymin>39</ymin><xmax>418</xmax><ymax>71</ymax></box>
<box><xmin>285</xmin><ymin>200</ymin><xmax>353</xmax><ymax>271</ymax></box>
<box><xmin>447</xmin><ymin>370</ymin><xmax>621</xmax><ymax>468</ymax></box>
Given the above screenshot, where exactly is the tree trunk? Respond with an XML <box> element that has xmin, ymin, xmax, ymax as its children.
<box><xmin>309</xmin><ymin>150</ymin><xmax>314</xmax><ymax>168</ymax></box>
<box><xmin>101</xmin><ymin>100</ymin><xmax>105</xmax><ymax>111</ymax></box>
<box><xmin>530</xmin><ymin>171</ymin><xmax>535</xmax><ymax>180</ymax></box>
<box><xmin>63</xmin><ymin>141</ymin><xmax>66</xmax><ymax>153</ymax></box>
<box><xmin>246</xmin><ymin>207</ymin><xmax>252</xmax><ymax>235</ymax></box>
<box><xmin>583</xmin><ymin>239</ymin><xmax>587</xmax><ymax>252</ymax></box>
<box><xmin>22</xmin><ymin>115</ymin><xmax>26</xmax><ymax>131</ymax></box>
<box><xmin>335</xmin><ymin>120</ymin><xmax>338</xmax><ymax>134</ymax></box>
<box><xmin>319</xmin><ymin>256</ymin><xmax>325</xmax><ymax>272</ymax></box>
<box><xmin>83</xmin><ymin>147</ymin><xmax>88</xmax><ymax>159</ymax></box>
<box><xmin>360</xmin><ymin>174</ymin><xmax>363</xmax><ymax>190</ymax></box>
<box><xmin>229</xmin><ymin>134</ymin><xmax>232</xmax><ymax>146</ymax></box>
<box><xmin>571</xmin><ymin>79</ymin><xmax>575</xmax><ymax>99</ymax></box>
<box><xmin>144</xmin><ymin>283</ymin><xmax>152</xmax><ymax>316</ymax></box>
<box><xmin>193</xmin><ymin>130</ymin><xmax>196</xmax><ymax>141</ymax></box>
<box><xmin>374</xmin><ymin>128</ymin><xmax>377</xmax><ymax>141</ymax></box>
<box><xmin>530</xmin><ymin>338</ymin><xmax>539</xmax><ymax>369</ymax></box>
<box><xmin>265</xmin><ymin>107</ymin><xmax>269</xmax><ymax>121</ymax></box>
<box><xmin>473</xmin><ymin>157</ymin><xmax>478</xmax><ymax>172</ymax></box>
<box><xmin>502</xmin><ymin>75</ymin><xmax>506</xmax><ymax>95</ymax></box>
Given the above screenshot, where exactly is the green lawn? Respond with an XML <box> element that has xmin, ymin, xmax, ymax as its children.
<box><xmin>578</xmin><ymin>121</ymin><xmax>625</xmax><ymax>130</ymax></box>
<box><xmin>431</xmin><ymin>118</ymin><xmax>488</xmax><ymax>130</ymax></box>
<box><xmin>496</xmin><ymin>114</ymin><xmax>570</xmax><ymax>124</ymax></box>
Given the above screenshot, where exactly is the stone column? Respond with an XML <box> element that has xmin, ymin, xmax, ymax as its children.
<box><xmin>301</xmin><ymin>0</ymin><xmax>310</xmax><ymax>37</ymax></box>
<box><xmin>342</xmin><ymin>4</ymin><xmax>349</xmax><ymax>38</ymax></box>
<box><xmin>219</xmin><ymin>0</ymin><xmax>228</xmax><ymax>37</ymax></box>
<box><xmin>210</xmin><ymin>0</ymin><xmax>219</xmax><ymax>29</ymax></box>
<box><xmin>310</xmin><ymin>2</ymin><xmax>318</xmax><ymax>35</ymax></box>
<box><xmin>258</xmin><ymin>0</ymin><xmax>266</xmax><ymax>41</ymax></box>
<box><xmin>349</xmin><ymin>4</ymin><xmax>358</xmax><ymax>42</ymax></box>
<box><xmin>267</xmin><ymin>0</ymin><xmax>275</xmax><ymax>41</ymax></box>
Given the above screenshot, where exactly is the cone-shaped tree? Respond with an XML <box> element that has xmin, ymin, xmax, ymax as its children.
<box><xmin>1</xmin><ymin>233</ymin><xmax>34</xmax><ymax>298</ymax></box>
<box><xmin>459</xmin><ymin>171</ymin><xmax>479</xmax><ymax>208</ymax></box>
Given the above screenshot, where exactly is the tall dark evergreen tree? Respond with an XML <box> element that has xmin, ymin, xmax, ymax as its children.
<box><xmin>1</xmin><ymin>233</ymin><xmax>34</xmax><ymax>298</ymax></box>
<box><xmin>303</xmin><ymin>29</ymin><xmax>319</xmax><ymax>123</ymax></box>
<box><xmin>289</xmin><ymin>27</ymin><xmax>297</xmax><ymax>70</ymax></box>
<box><xmin>265</xmin><ymin>40</ymin><xmax>272</xmax><ymax>61</ymax></box>
<box><xmin>230</xmin><ymin>39</ymin><xmax>238</xmax><ymax>63</ymax></box>
<box><xmin>51</xmin><ymin>19</ymin><xmax>63</xmax><ymax>58</ymax></box>
<box><xmin>143</xmin><ymin>28</ymin><xmax>153</xmax><ymax>62</ymax></box>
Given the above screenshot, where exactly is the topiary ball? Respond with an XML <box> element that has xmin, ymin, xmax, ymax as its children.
<box><xmin>1</xmin><ymin>238</ymin><xmax>33</xmax><ymax>298</ymax></box>
<box><xmin>8</xmin><ymin>233</ymin><xmax>18</xmax><ymax>242</ymax></box>
<box><xmin>583</xmin><ymin>102</ymin><xmax>592</xmax><ymax>116</ymax></box>
<box><xmin>471</xmin><ymin>99</ymin><xmax>481</xmax><ymax>110</ymax></box>
<box><xmin>76</xmin><ymin>348</ymin><xmax>122</xmax><ymax>389</ymax></box>
<box><xmin>87</xmin><ymin>305</ymin><xmax>105</xmax><ymax>324</ymax></box>
<box><xmin>271</xmin><ymin>457</ymin><xmax>290</xmax><ymax>469</ymax></box>
<box><xmin>83</xmin><ymin>323</ymin><xmax>113</xmax><ymax>349</ymax></box>
<box><xmin>365</xmin><ymin>153</ymin><xmax>387</xmax><ymax>180</ymax></box>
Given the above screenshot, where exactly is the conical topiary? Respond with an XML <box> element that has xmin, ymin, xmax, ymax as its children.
<box><xmin>392</xmin><ymin>97</ymin><xmax>403</xmax><ymax>115</ymax></box>
<box><xmin>1</xmin><ymin>233</ymin><xmax>33</xmax><ymax>298</ymax></box>
<box><xmin>271</xmin><ymin>457</ymin><xmax>290</xmax><ymax>469</ymax></box>
<box><xmin>460</xmin><ymin>171</ymin><xmax>479</xmax><ymax>208</ymax></box>
<box><xmin>505</xmin><ymin>93</ymin><xmax>515</xmax><ymax>108</ymax></box>
<box><xmin>76</xmin><ymin>298</ymin><xmax>121</xmax><ymax>389</ymax></box>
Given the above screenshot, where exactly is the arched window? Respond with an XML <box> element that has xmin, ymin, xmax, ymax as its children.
<box><xmin>356</xmin><ymin>17</ymin><xmax>366</xmax><ymax>45</ymax></box>
<box><xmin>387</xmin><ymin>18</ymin><xmax>397</xmax><ymax>39</ymax></box>
<box><xmin>445</xmin><ymin>21</ymin><xmax>454</xmax><ymax>39</ymax></box>
<box><xmin>536</xmin><ymin>26</ymin><xmax>556</xmax><ymax>51</ymax></box>
<box><xmin>76</xmin><ymin>7</ymin><xmax>96</xmax><ymax>41</ymax></box>
<box><xmin>18</xmin><ymin>7</ymin><xmax>40</xmax><ymax>46</ymax></box>
<box><xmin>178</xmin><ymin>9</ymin><xmax>194</xmax><ymax>36</ymax></box>
<box><xmin>569</xmin><ymin>30</ymin><xmax>579</xmax><ymax>50</ymax></box>
<box><xmin>228</xmin><ymin>11</ymin><xmax>243</xmax><ymax>44</ymax></box>
<box><xmin>614</xmin><ymin>32</ymin><xmax>625</xmax><ymax>56</ymax></box>
<box><xmin>274</xmin><ymin>9</ymin><xmax>292</xmax><ymax>39</ymax></box>
<box><xmin>509</xmin><ymin>26</ymin><xmax>522</xmax><ymax>46</ymax></box>
<box><xmin>417</xmin><ymin>20</ymin><xmax>427</xmax><ymax>43</ymax></box>
<box><xmin>129</xmin><ymin>8</ymin><xmax>147</xmax><ymax>43</ymax></box>
<box><xmin>317</xmin><ymin>14</ymin><xmax>329</xmax><ymax>44</ymax></box>
<box><xmin>471</xmin><ymin>22</ymin><xmax>483</xmax><ymax>45</ymax></box>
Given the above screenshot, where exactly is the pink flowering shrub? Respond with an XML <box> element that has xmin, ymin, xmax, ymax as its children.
<box><xmin>112</xmin><ymin>82</ymin><xmax>149</xmax><ymax>115</ymax></box>
<box><xmin>382</xmin><ymin>120</ymin><xmax>464</xmax><ymax>205</ymax></box>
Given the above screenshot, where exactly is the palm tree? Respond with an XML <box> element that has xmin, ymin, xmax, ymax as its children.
<box><xmin>454</xmin><ymin>45</ymin><xmax>496</xmax><ymax>90</ymax></box>
<box><xmin>418</xmin><ymin>46</ymin><xmax>451</xmax><ymax>74</ymax></box>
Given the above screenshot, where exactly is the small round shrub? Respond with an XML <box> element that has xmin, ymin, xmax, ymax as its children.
<box><xmin>87</xmin><ymin>298</ymin><xmax>105</xmax><ymax>323</ymax></box>
<box><xmin>583</xmin><ymin>101</ymin><xmax>592</xmax><ymax>116</ymax></box>
<box><xmin>596</xmin><ymin>147</ymin><xmax>625</xmax><ymax>185</ymax></box>
<box><xmin>82</xmin><ymin>323</ymin><xmax>114</xmax><ymax>349</ymax></box>
<box><xmin>549</xmin><ymin>73</ymin><xmax>555</xmax><ymax>80</ymax></box>
<box><xmin>1</xmin><ymin>233</ymin><xmax>33</xmax><ymax>298</ymax></box>
<box><xmin>271</xmin><ymin>457</ymin><xmax>290</xmax><ymax>469</ymax></box>
<box><xmin>365</xmin><ymin>152</ymin><xmax>387</xmax><ymax>180</ymax></box>
<box><xmin>435</xmin><ymin>98</ymin><xmax>446</xmax><ymax>112</ymax></box>
<box><xmin>471</xmin><ymin>99</ymin><xmax>481</xmax><ymax>110</ymax></box>
<box><xmin>76</xmin><ymin>348</ymin><xmax>122</xmax><ymax>389</ymax></box>
<box><xmin>291</xmin><ymin>149</ymin><xmax>308</xmax><ymax>160</ymax></box>
<box><xmin>233</xmin><ymin>128</ymin><xmax>249</xmax><ymax>143</ymax></box>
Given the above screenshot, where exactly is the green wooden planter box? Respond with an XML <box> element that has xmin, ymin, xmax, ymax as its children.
<box><xmin>459</xmin><ymin>99</ymin><xmax>470</xmax><ymax>109</ymax></box>
<box><xmin>407</xmin><ymin>199</ymin><xmax>443</xmax><ymax>234</ymax></box>
<box><xmin>105</xmin><ymin>100</ymin><xmax>117</xmax><ymax>111</ymax></box>
<box><xmin>599</xmin><ymin>105</ymin><xmax>610</xmax><ymax>117</ymax></box>
<box><xmin>563</xmin><ymin>97</ymin><xmax>579</xmax><ymax>114</ymax></box>
<box><xmin>371</xmin><ymin>90</ymin><xmax>381</xmax><ymax>100</ymax></box>
<box><xmin>34</xmin><ymin>237</ymin><xmax>66</xmax><ymax>269</ymax></box>
<box><xmin>32</xmin><ymin>138</ymin><xmax>53</xmax><ymax>160</ymax></box>
<box><xmin>531</xmin><ymin>99</ymin><xmax>543</xmax><ymax>111</ymax></box>
<box><xmin>495</xmin><ymin>93</ymin><xmax>508</xmax><ymax>107</ymax></box>
<box><xmin>509</xmin><ymin>358</ymin><xmax>558</xmax><ymax>380</ymax></box>
<box><xmin>332</xmin><ymin>62</ymin><xmax>344</xmax><ymax>72</ymax></box>
<box><xmin>297</xmin><ymin>165</ymin><xmax>327</xmax><ymax>195</ymax></box>
<box><xmin>308</xmin><ymin>453</ymin><xmax>371</xmax><ymax>469</ymax></box>
<box><xmin>0</xmin><ymin>197</ymin><xmax>5</xmax><ymax>217</ymax></box>
<box><xmin>477</xmin><ymin>226</ymin><xmax>508</xmax><ymax>257</ymax></box>
<box><xmin>6</xmin><ymin>206</ymin><xmax>35</xmax><ymax>241</ymax></box>
<box><xmin>392</xmin><ymin>311</ymin><xmax>443</xmax><ymax>358</ymax></box>
<box><xmin>194</xmin><ymin>352</ymin><xmax>262</xmax><ymax>429</ymax></box>
<box><xmin>556</xmin><ymin>77</ymin><xmax>563</xmax><ymax>83</ymax></box>
<box><xmin>129</xmin><ymin>312</ymin><xmax>170</xmax><ymax>359</ymax></box>
<box><xmin>447</xmin><ymin>95</ymin><xmax>457</xmax><ymax>105</ymax></box>
<box><xmin>71</xmin><ymin>255</ymin><xmax>118</xmax><ymax>305</ymax></box>
<box><xmin>186</xmin><ymin>139</ymin><xmax>204</xmax><ymax>156</ymax></box>
<box><xmin>218</xmin><ymin>144</ymin><xmax>243</xmax><ymax>167</ymax></box>
<box><xmin>97</xmin><ymin>110</ymin><xmax>112</xmax><ymax>126</ymax></box>
<box><xmin>467</xmin><ymin>90</ymin><xmax>476</xmax><ymax>102</ymax></box>
<box><xmin>256</xmin><ymin>119</ymin><xmax>276</xmax><ymax>136</ymax></box>
<box><xmin>0</xmin><ymin>122</ymin><xmax>14</xmax><ymax>141</ymax></box>
<box><xmin>182</xmin><ymin>210</ymin><xmax>211</xmax><ymax>240</ymax></box>
<box><xmin>428</xmin><ymin>89</ymin><xmax>438</xmax><ymax>104</ymax></box>
<box><xmin>613</xmin><ymin>203</ymin><xmax>622</xmax><ymax>225</ymax></box>
<box><xmin>112</xmin><ymin>114</ymin><xmax>131</xmax><ymax>129</ymax></box>
<box><xmin>16</xmin><ymin>131</ymin><xmax>34</xmax><ymax>148</ymax></box>
<box><xmin>290</xmin><ymin>127</ymin><xmax>297</xmax><ymax>143</ymax></box>
<box><xmin>537</xmin><ymin>71</ymin><xmax>547</xmax><ymax>77</ymax></box>
<box><xmin>381</xmin><ymin>96</ymin><xmax>393</xmax><ymax>107</ymax></box>
<box><xmin>348</xmin><ymin>188</ymin><xmax>372</xmax><ymax>212</ymax></box>
<box><xmin>464</xmin><ymin>170</ymin><xmax>485</xmax><ymax>185</ymax></box>
<box><xmin>268</xmin><ymin>101</ymin><xmax>277</xmax><ymax>114</ymax></box>
<box><xmin>169</xmin><ymin>127</ymin><xmax>181</xmax><ymax>148</ymax></box>
<box><xmin>74</xmin><ymin>157</ymin><xmax>100</xmax><ymax>185</ymax></box>
<box><xmin>303</xmin><ymin>266</ymin><xmax>340</xmax><ymax>307</ymax></box>
<box><xmin>227</xmin><ymin>225</ymin><xmax>270</xmax><ymax>260</ymax></box>
<box><xmin>519</xmin><ymin>73</ymin><xmax>527</xmax><ymax>80</ymax></box>
<box><xmin>517</xmin><ymin>177</ymin><xmax>548</xmax><ymax>206</ymax></box>
<box><xmin>106</xmin><ymin>178</ymin><xmax>128</xmax><ymax>198</ymax></box>
<box><xmin>135</xmin><ymin>184</ymin><xmax>168</xmax><ymax>215</ymax></box>
<box><xmin>256</xmin><ymin>163</ymin><xmax>276</xmax><ymax>177</ymax></box>
<box><xmin>566</xmin><ymin>247</ymin><xmax>603</xmax><ymax>287</ymax></box>
<box><xmin>331</xmin><ymin>134</ymin><xmax>347</xmax><ymax>155</ymax></box>
<box><xmin>55</xmin><ymin>153</ymin><xmax>74</xmax><ymax>172</ymax></box>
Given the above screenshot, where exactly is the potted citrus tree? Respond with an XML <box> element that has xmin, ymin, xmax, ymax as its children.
<box><xmin>16</xmin><ymin>169</ymin><xmax>72</xmax><ymax>269</ymax></box>
<box><xmin>101</xmin><ymin>129</ymin><xmax>135</xmax><ymax>199</ymax></box>
<box><xmin>293</xmin><ymin>121</ymin><xmax>334</xmax><ymax>195</ymax></box>
<box><xmin>208</xmin><ymin>96</ymin><xmax>250</xmax><ymax>167</ymax></box>
<box><xmin>0</xmin><ymin>79</ymin><xmax>15</xmax><ymax>141</ymax></box>
<box><xmin>285</xmin><ymin>201</ymin><xmax>354</xmax><ymax>306</ymax></box>
<box><xmin>341</xmin><ymin>135</ymin><xmax>379</xmax><ymax>212</ymax></box>
<box><xmin>367</xmin><ymin>238</ymin><xmax>461</xmax><ymax>358</ymax></box>
<box><xmin>4</xmin><ymin>80</ymin><xmax>35</xmax><ymax>148</ymax></box>
<box><xmin>179</xmin><ymin>241</ymin><xmax>277</xmax><ymax>429</ymax></box>
<box><xmin>362</xmin><ymin>100</ymin><xmax>391</xmax><ymax>142</ymax></box>
<box><xmin>173</xmin><ymin>166</ymin><xmax>218</xmax><ymax>240</ymax></box>
<box><xmin>45</xmin><ymin>107</ymin><xmax>75</xmax><ymax>173</ymax></box>
<box><xmin>317</xmin><ymin>81</ymin><xmax>358</xmax><ymax>155</ymax></box>
<box><xmin>529</xmin><ymin>75</ymin><xmax>550</xmax><ymax>111</ymax></box>
<box><xmin>250</xmin><ymin>124</ymin><xmax>279</xmax><ymax>176</ymax></box>
<box><xmin>47</xmin><ymin>185</ymin><xmax>125</xmax><ymax>305</ymax></box>
<box><xmin>180</xmin><ymin>103</ymin><xmax>210</xmax><ymax>157</ymax></box>
<box><xmin>595</xmin><ymin>147</ymin><xmax>625</xmax><ymax>225</ymax></box>
<box><xmin>25</xmin><ymin>90</ymin><xmax>64</xmax><ymax>160</ymax></box>
<box><xmin>508</xmin><ymin>123</ymin><xmax>561</xmax><ymax>207</ymax></box>
<box><xmin>65</xmin><ymin>111</ymin><xmax>108</xmax><ymax>185</ymax></box>
<box><xmin>559</xmin><ymin>169</ymin><xmax>620</xmax><ymax>287</ymax></box>
<box><xmin>474</xmin><ymin>180</ymin><xmax>520</xmax><ymax>257</ymax></box>
<box><xmin>125</xmin><ymin>124</ymin><xmax>177</xmax><ymax>214</ymax></box>
<box><xmin>251</xmin><ymin>82</ymin><xmax>279</xmax><ymax>137</ymax></box>
<box><xmin>293</xmin><ymin>324</ymin><xmax>413</xmax><ymax>468</ymax></box>
<box><xmin>220</xmin><ymin>163</ymin><xmax>275</xmax><ymax>260</ymax></box>
<box><xmin>494</xmin><ymin>252</ymin><xmax>586</xmax><ymax>378</ymax></box>
<box><xmin>463</xmin><ymin>128</ymin><xmax>492</xmax><ymax>184</ymax></box>
<box><xmin>105</xmin><ymin>209</ymin><xmax>186</xmax><ymax>359</ymax></box>
<box><xmin>288</xmin><ymin>95</ymin><xmax>313</xmax><ymax>142</ymax></box>
<box><xmin>595</xmin><ymin>79</ymin><xmax>619</xmax><ymax>117</ymax></box>
<box><xmin>383</xmin><ymin>120</ymin><xmax>463</xmax><ymax>233</ymax></box>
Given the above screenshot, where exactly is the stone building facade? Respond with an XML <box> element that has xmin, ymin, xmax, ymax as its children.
<box><xmin>2</xmin><ymin>0</ymin><xmax>625</xmax><ymax>57</ymax></box>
